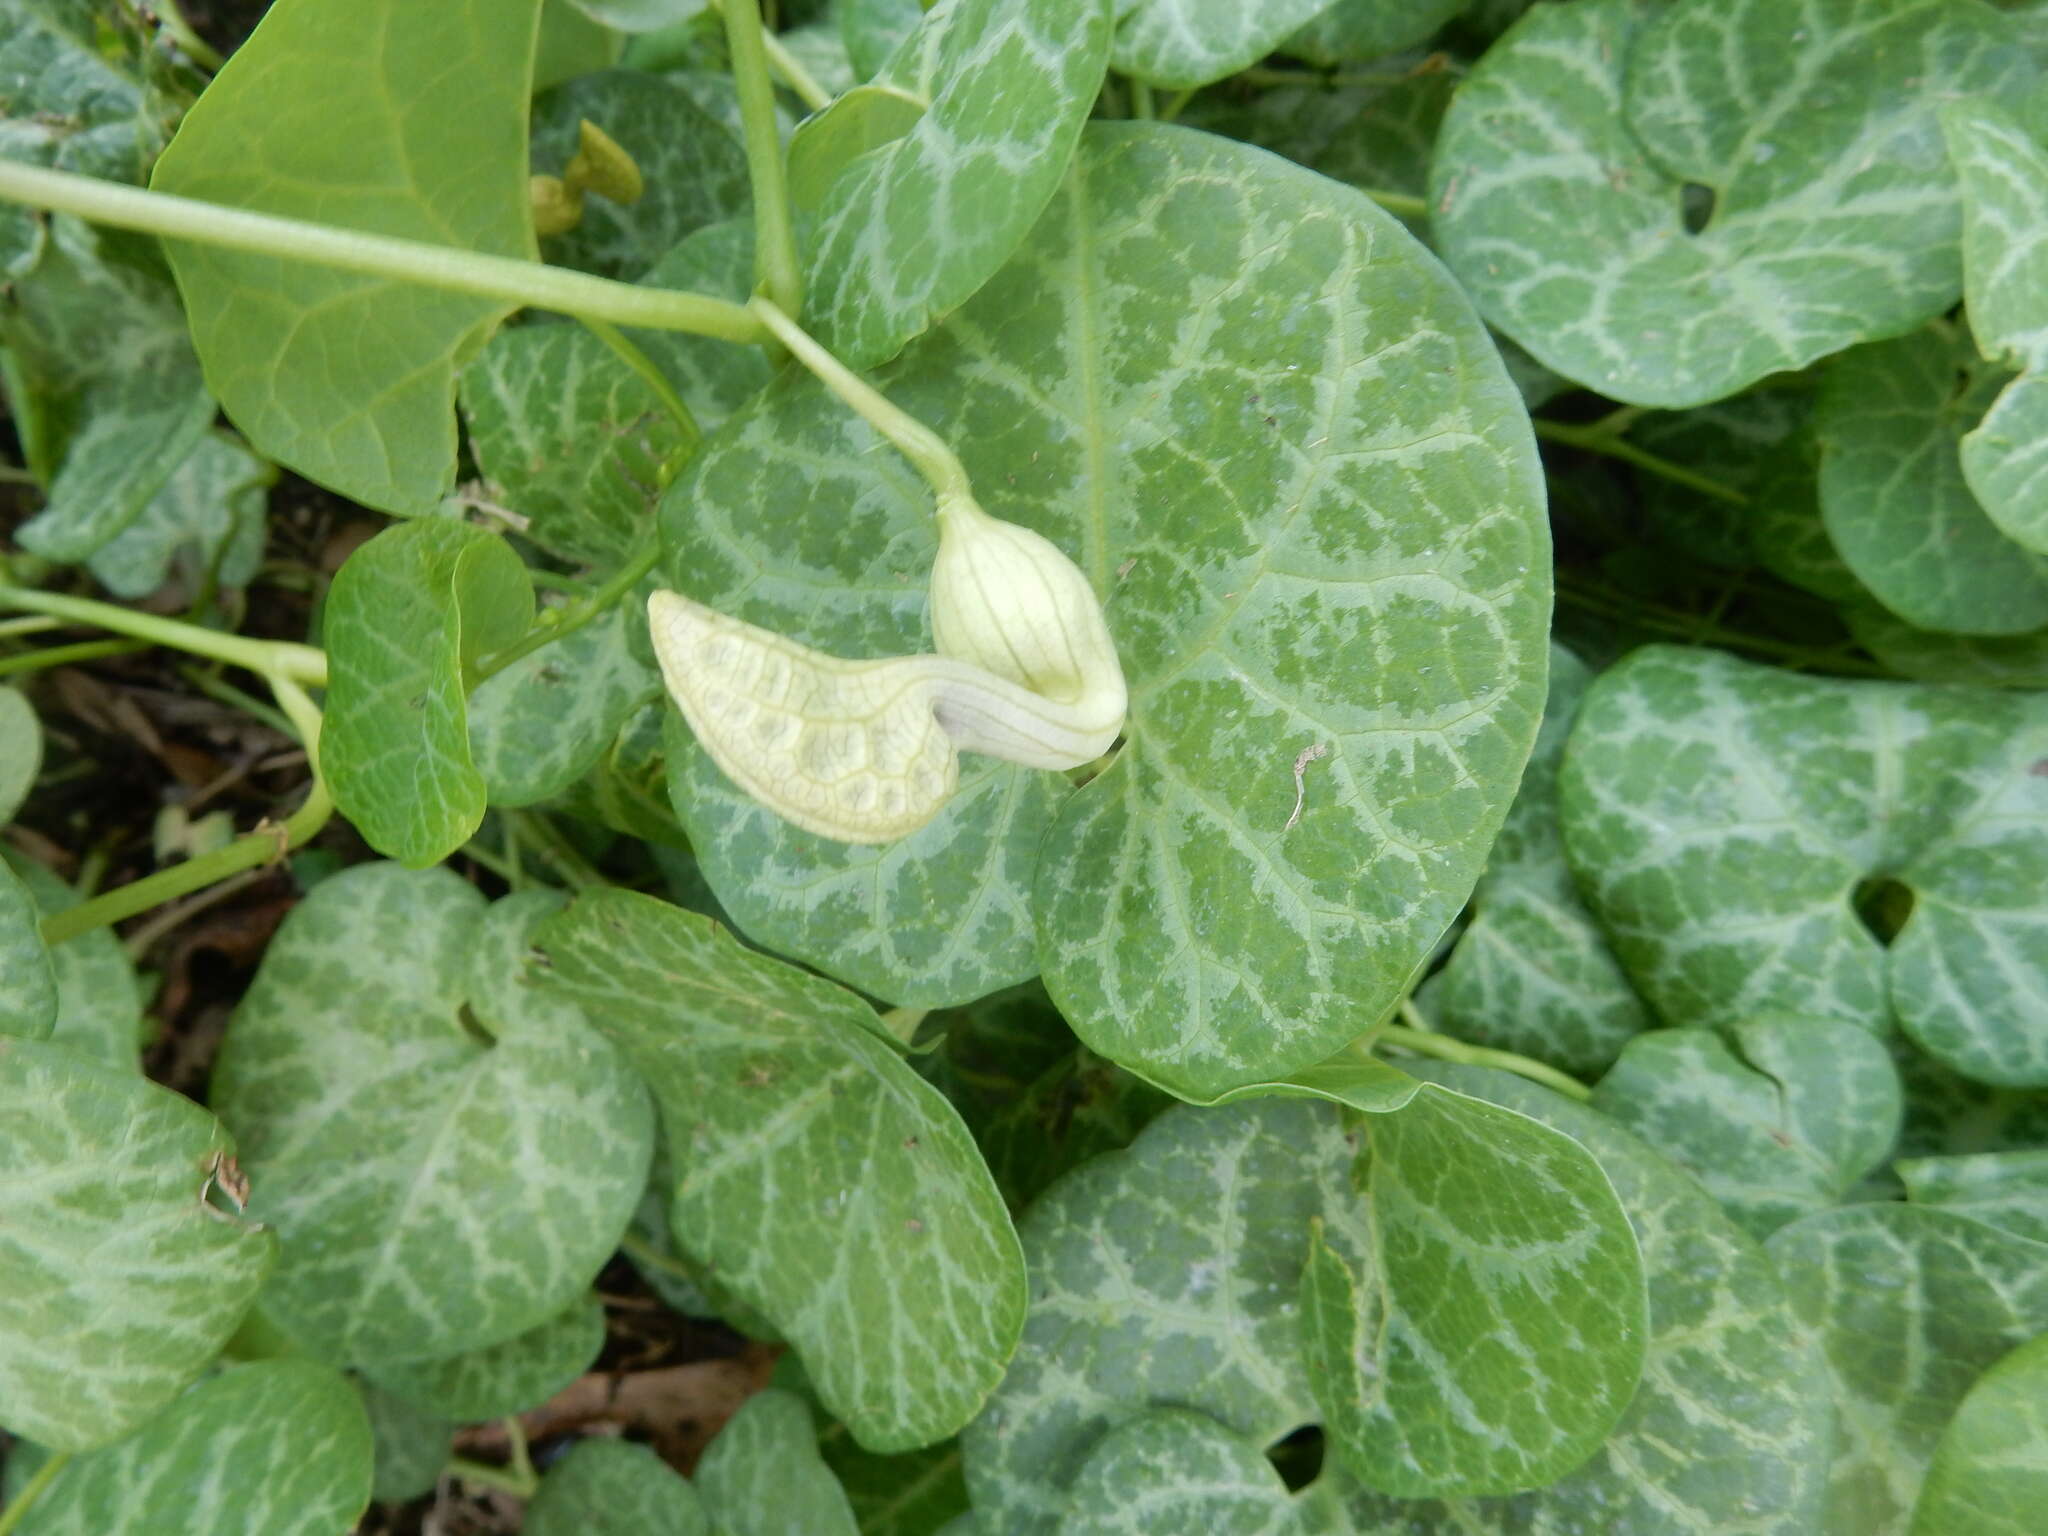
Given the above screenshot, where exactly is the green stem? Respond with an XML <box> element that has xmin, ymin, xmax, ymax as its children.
<box><xmin>722</xmin><ymin>0</ymin><xmax>804</xmax><ymax>317</ymax></box>
<box><xmin>0</xmin><ymin>585</ymin><xmax>326</xmax><ymax>684</ymax></box>
<box><xmin>447</xmin><ymin>1455</ymin><xmax>538</xmax><ymax>1500</ymax></box>
<box><xmin>749</xmin><ymin>298</ymin><xmax>973</xmax><ymax>505</ymax></box>
<box><xmin>507</xmin><ymin>811</ymin><xmax>606</xmax><ymax>891</ymax></box>
<box><xmin>620</xmin><ymin>1230</ymin><xmax>695</xmax><ymax>1278</ymax></box>
<box><xmin>1158</xmin><ymin>88</ymin><xmax>1196</xmax><ymax>123</ymax></box>
<box><xmin>146</xmin><ymin>0</ymin><xmax>227</xmax><ymax>71</ymax></box>
<box><xmin>578</xmin><ymin>317</ymin><xmax>701</xmax><ymax>444</ymax></box>
<box><xmin>1555</xmin><ymin>580</ymin><xmax>1892</xmax><ymax>677</ymax></box>
<box><xmin>0</xmin><ymin>637</ymin><xmax>146</xmax><ymax>678</ymax></box>
<box><xmin>1533</xmin><ymin>417</ymin><xmax>1750</xmax><ymax>507</ymax></box>
<box><xmin>0</xmin><ymin>160</ymin><xmax>767</xmax><ymax>343</ymax></box>
<box><xmin>474</xmin><ymin>535</ymin><xmax>664</xmax><ymax>682</ymax></box>
<box><xmin>1365</xmin><ymin>187</ymin><xmax>1429</xmax><ymax>220</ymax></box>
<box><xmin>176</xmin><ymin>662</ymin><xmax>299</xmax><ymax>739</ymax></box>
<box><xmin>760</xmin><ymin>26</ymin><xmax>832</xmax><ymax>111</ymax></box>
<box><xmin>0</xmin><ymin>1451</ymin><xmax>73</xmax><ymax>1536</ymax></box>
<box><xmin>1129</xmin><ymin>77</ymin><xmax>1156</xmax><ymax>118</ymax></box>
<box><xmin>0</xmin><ymin>464</ymin><xmax>39</xmax><ymax>485</ymax></box>
<box><xmin>1376</xmin><ymin>1022</ymin><xmax>1593</xmax><ymax>1102</ymax></box>
<box><xmin>0</xmin><ymin>617</ymin><xmax>59</xmax><ymax>638</ymax></box>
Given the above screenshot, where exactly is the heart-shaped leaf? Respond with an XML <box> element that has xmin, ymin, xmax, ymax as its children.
<box><xmin>1593</xmin><ymin>1015</ymin><xmax>1903</xmax><ymax>1238</ymax></box>
<box><xmin>0</xmin><ymin>1038</ymin><xmax>275</xmax><ymax>1452</ymax></box>
<box><xmin>319</xmin><ymin>519</ymin><xmax>535</xmax><ymax>867</ymax></box>
<box><xmin>150</xmin><ymin>0</ymin><xmax>543</xmax><ymax>513</ymax></box>
<box><xmin>1561</xmin><ymin>645</ymin><xmax>2048</xmax><ymax>1087</ymax></box>
<box><xmin>806</xmin><ymin>0</ymin><xmax>1113</xmax><ymax>366</ymax></box>
<box><xmin>363</xmin><ymin>1293</ymin><xmax>605</xmax><ymax>1423</ymax></box>
<box><xmin>534</xmin><ymin>887</ymin><xmax>1026</xmax><ymax>1452</ymax></box>
<box><xmin>211</xmin><ymin>870</ymin><xmax>654</xmax><ymax>1366</ymax></box>
<box><xmin>1769</xmin><ymin>1203</ymin><xmax>2048</xmax><ymax>1536</ymax></box>
<box><xmin>667</xmin><ymin>124</ymin><xmax>1548</xmax><ymax>1094</ymax></box>
<box><xmin>1431</xmin><ymin>0</ymin><xmax>2036</xmax><ymax>406</ymax></box>
<box><xmin>1945</xmin><ymin>100</ymin><xmax>2048</xmax><ymax>554</ymax></box>
<box><xmin>1908</xmin><ymin>1330</ymin><xmax>2048</xmax><ymax>1536</ymax></box>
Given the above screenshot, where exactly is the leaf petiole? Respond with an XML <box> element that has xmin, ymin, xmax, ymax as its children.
<box><xmin>1534</xmin><ymin>416</ymin><xmax>1750</xmax><ymax>506</ymax></box>
<box><xmin>0</xmin><ymin>585</ymin><xmax>328</xmax><ymax>685</ymax></box>
<box><xmin>1375</xmin><ymin>1019</ymin><xmax>1593</xmax><ymax>1102</ymax></box>
<box><xmin>0</xmin><ymin>1451</ymin><xmax>72</xmax><ymax>1536</ymax></box>
<box><xmin>721</xmin><ymin>0</ymin><xmax>804</xmax><ymax>317</ymax></box>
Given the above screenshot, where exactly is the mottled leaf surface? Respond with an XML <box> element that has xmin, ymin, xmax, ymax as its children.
<box><xmin>695</xmin><ymin>1389</ymin><xmax>861</xmax><ymax>1536</ymax></box>
<box><xmin>1424</xmin><ymin>645</ymin><xmax>1650</xmax><ymax>1076</ymax></box>
<box><xmin>3</xmin><ymin>852</ymin><xmax>145</xmax><ymax>1069</ymax></box>
<box><xmin>1908</xmin><ymin>1330</ymin><xmax>2048</xmax><ymax>1536</ymax></box>
<box><xmin>1945</xmin><ymin>100</ymin><xmax>2048</xmax><ymax>553</ymax></box>
<box><xmin>320</xmin><ymin>519</ymin><xmax>534</xmax><ymax>866</ymax></box>
<box><xmin>0</xmin><ymin>860</ymin><xmax>53</xmax><ymax>1039</ymax></box>
<box><xmin>150</xmin><ymin>0</ymin><xmax>542</xmax><ymax>512</ymax></box>
<box><xmin>359</xmin><ymin>1382</ymin><xmax>453</xmax><ymax>1504</ymax></box>
<box><xmin>0</xmin><ymin>1038</ymin><xmax>274</xmax><ymax>1452</ymax></box>
<box><xmin>1898</xmin><ymin>1149</ymin><xmax>2048</xmax><ymax>1245</ymax></box>
<box><xmin>1593</xmin><ymin>1015</ymin><xmax>1902</xmax><ymax>1238</ymax></box>
<box><xmin>1280</xmin><ymin>0</ymin><xmax>1463</xmax><ymax>67</ymax></box>
<box><xmin>807</xmin><ymin>0</ymin><xmax>1112</xmax><ymax>366</ymax></box>
<box><xmin>843</xmin><ymin>0</ymin><xmax>926</xmax><ymax>79</ymax></box>
<box><xmin>1814</xmin><ymin>328</ymin><xmax>2048</xmax><ymax>636</ymax></box>
<box><xmin>11</xmin><ymin>1360</ymin><xmax>371</xmax><ymax>1536</ymax></box>
<box><xmin>1056</xmin><ymin>1409</ymin><xmax>1298</xmax><ymax>1534</ymax></box>
<box><xmin>535</xmin><ymin>888</ymin><xmax>1025</xmax><ymax>1451</ymax></box>
<box><xmin>525</xmin><ymin>1437</ymin><xmax>709</xmax><ymax>1536</ymax></box>
<box><xmin>363</xmin><ymin>1293</ymin><xmax>605</xmax><ymax>1422</ymax></box>
<box><xmin>1431</xmin><ymin>0</ymin><xmax>2036</xmax><ymax>406</ymax></box>
<box><xmin>1112</xmin><ymin>0</ymin><xmax>1331</xmax><ymax>88</ymax></box>
<box><xmin>83</xmin><ymin>428</ymin><xmax>273</xmax><ymax>599</ymax></box>
<box><xmin>818</xmin><ymin>1424</ymin><xmax>972</xmax><ymax>1536</ymax></box>
<box><xmin>1340</xmin><ymin>1063</ymin><xmax>1831</xmax><ymax>1535</ymax></box>
<box><xmin>1770</xmin><ymin>1203</ymin><xmax>2048</xmax><ymax>1535</ymax></box>
<box><xmin>674</xmin><ymin>124</ymin><xmax>1547</xmax><ymax>1090</ymax></box>
<box><xmin>1561</xmin><ymin>645</ymin><xmax>2048</xmax><ymax>1087</ymax></box>
<box><xmin>211</xmin><ymin>869</ymin><xmax>653</xmax><ymax>1366</ymax></box>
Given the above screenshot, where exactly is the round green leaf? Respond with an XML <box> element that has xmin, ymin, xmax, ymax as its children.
<box><xmin>1770</xmin><ymin>1204</ymin><xmax>2048</xmax><ymax>1535</ymax></box>
<box><xmin>1431</xmin><ymin>0</ymin><xmax>2037</xmax><ymax>407</ymax></box>
<box><xmin>525</xmin><ymin>1437</ymin><xmax>709</xmax><ymax>1536</ymax></box>
<box><xmin>807</xmin><ymin>0</ymin><xmax>1113</xmax><ymax>366</ymax></box>
<box><xmin>150</xmin><ymin>0</ymin><xmax>544</xmax><ymax>514</ymax></box>
<box><xmin>11</xmin><ymin>1359</ymin><xmax>372</xmax><ymax>1536</ymax></box>
<box><xmin>0</xmin><ymin>1039</ymin><xmax>276</xmax><ymax>1452</ymax></box>
<box><xmin>363</xmin><ymin>1292</ymin><xmax>605</xmax><ymax>1422</ymax></box>
<box><xmin>1909</xmin><ymin>1330</ymin><xmax>2048</xmax><ymax>1536</ymax></box>
<box><xmin>211</xmin><ymin>868</ymin><xmax>654</xmax><ymax>1365</ymax></box>
<box><xmin>1561</xmin><ymin>645</ymin><xmax>2048</xmax><ymax>1087</ymax></box>
<box><xmin>535</xmin><ymin>888</ymin><xmax>1026</xmax><ymax>1452</ymax></box>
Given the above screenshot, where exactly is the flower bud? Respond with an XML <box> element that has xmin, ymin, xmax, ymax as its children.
<box><xmin>529</xmin><ymin>174</ymin><xmax>582</xmax><ymax>236</ymax></box>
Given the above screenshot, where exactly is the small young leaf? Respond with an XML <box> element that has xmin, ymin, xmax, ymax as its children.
<box><xmin>534</xmin><ymin>888</ymin><xmax>1027</xmax><ymax>1452</ymax></box>
<box><xmin>1593</xmin><ymin>1015</ymin><xmax>1903</xmax><ymax>1239</ymax></box>
<box><xmin>0</xmin><ymin>1038</ymin><xmax>275</xmax><ymax>1452</ymax></box>
<box><xmin>807</xmin><ymin>0</ymin><xmax>1113</xmax><ymax>366</ymax></box>
<box><xmin>1280</xmin><ymin>0</ymin><xmax>1463</xmax><ymax>68</ymax></box>
<box><xmin>210</xmin><ymin>869</ymin><xmax>654</xmax><ymax>1365</ymax></box>
<box><xmin>524</xmin><ymin>1437</ymin><xmax>709</xmax><ymax>1536</ymax></box>
<box><xmin>319</xmin><ymin>519</ymin><xmax>535</xmax><ymax>867</ymax></box>
<box><xmin>3</xmin><ymin>852</ymin><xmax>146</xmax><ymax>1070</ymax></box>
<box><xmin>7</xmin><ymin>1360</ymin><xmax>372</xmax><ymax>1536</ymax></box>
<box><xmin>362</xmin><ymin>1293</ymin><xmax>605</xmax><ymax>1422</ymax></box>
<box><xmin>1056</xmin><ymin>1408</ymin><xmax>1297</xmax><ymax>1534</ymax></box>
<box><xmin>1898</xmin><ymin>1149</ymin><xmax>2048</xmax><ymax>1246</ymax></box>
<box><xmin>0</xmin><ymin>685</ymin><xmax>40</xmax><ymax>824</ymax></box>
<box><xmin>150</xmin><ymin>0</ymin><xmax>544</xmax><ymax>513</ymax></box>
<box><xmin>694</xmin><ymin>1389</ymin><xmax>860</xmax><ymax>1536</ymax></box>
<box><xmin>357</xmin><ymin>1381</ymin><xmax>454</xmax><ymax>1504</ymax></box>
<box><xmin>1432</xmin><ymin>0</ymin><xmax>2036</xmax><ymax>406</ymax></box>
<box><xmin>1814</xmin><ymin>328</ymin><xmax>2048</xmax><ymax>636</ymax></box>
<box><xmin>1113</xmin><ymin>0</ymin><xmax>1332</xmax><ymax>89</ymax></box>
<box><xmin>1770</xmin><ymin>1204</ymin><xmax>2048</xmax><ymax>1535</ymax></box>
<box><xmin>0</xmin><ymin>860</ymin><xmax>55</xmax><ymax>1040</ymax></box>
<box><xmin>1908</xmin><ymin>1331</ymin><xmax>2048</xmax><ymax>1536</ymax></box>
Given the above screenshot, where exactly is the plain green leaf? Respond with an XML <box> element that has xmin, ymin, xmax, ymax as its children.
<box><xmin>0</xmin><ymin>1038</ymin><xmax>275</xmax><ymax>1452</ymax></box>
<box><xmin>1846</xmin><ymin>605</ymin><xmax>2048</xmax><ymax>689</ymax></box>
<box><xmin>1560</xmin><ymin>645</ymin><xmax>2048</xmax><ymax>1087</ymax></box>
<box><xmin>1055</xmin><ymin>1408</ymin><xmax>1297</xmax><ymax>1534</ymax></box>
<box><xmin>788</xmin><ymin>84</ymin><xmax>928</xmax><ymax>210</ymax></box>
<box><xmin>1898</xmin><ymin>1148</ymin><xmax>2048</xmax><ymax>1245</ymax></box>
<box><xmin>469</xmin><ymin>600</ymin><xmax>659</xmax><ymax>808</ymax></box>
<box><xmin>83</xmin><ymin>428</ymin><xmax>274</xmax><ymax>599</ymax></box>
<box><xmin>1908</xmin><ymin>1331</ymin><xmax>2048</xmax><ymax>1536</ymax></box>
<box><xmin>459</xmin><ymin>324</ymin><xmax>689</xmax><ymax>568</ymax></box>
<box><xmin>1431</xmin><ymin>0</ymin><xmax>2036</xmax><ymax>406</ymax></box>
<box><xmin>525</xmin><ymin>1438</ymin><xmax>709</xmax><ymax>1536</ymax></box>
<box><xmin>0</xmin><ymin>859</ymin><xmax>55</xmax><ymax>1040</ymax></box>
<box><xmin>358</xmin><ymin>1380</ymin><xmax>454</xmax><ymax>1504</ymax></box>
<box><xmin>1422</xmin><ymin>645</ymin><xmax>1651</xmax><ymax>1076</ymax></box>
<box><xmin>1814</xmin><ymin>328</ymin><xmax>2048</xmax><ymax>636</ymax></box>
<box><xmin>1112</xmin><ymin>0</ymin><xmax>1332</xmax><ymax>89</ymax></box>
<box><xmin>670</xmin><ymin>124</ymin><xmax>1548</xmax><ymax>1093</ymax></box>
<box><xmin>319</xmin><ymin>519</ymin><xmax>535</xmax><ymax>867</ymax></box>
<box><xmin>0</xmin><ymin>685</ymin><xmax>40</xmax><ymax>825</ymax></box>
<box><xmin>1769</xmin><ymin>1203</ymin><xmax>2048</xmax><ymax>1535</ymax></box>
<box><xmin>807</xmin><ymin>0</ymin><xmax>1113</xmax><ymax>366</ymax></box>
<box><xmin>530</xmin><ymin>70</ymin><xmax>749</xmax><ymax>282</ymax></box>
<box><xmin>11</xmin><ymin>1360</ymin><xmax>371</xmax><ymax>1536</ymax></box>
<box><xmin>150</xmin><ymin>0</ymin><xmax>543</xmax><ymax>513</ymax></box>
<box><xmin>1945</xmin><ymin>100</ymin><xmax>2048</xmax><ymax>553</ymax></box>
<box><xmin>1593</xmin><ymin>1015</ymin><xmax>1903</xmax><ymax>1238</ymax></box>
<box><xmin>959</xmin><ymin>1097</ymin><xmax>1359</xmax><ymax>1532</ymax></box>
<box><xmin>1337</xmin><ymin>1062</ymin><xmax>1832</xmax><ymax>1535</ymax></box>
<box><xmin>695</xmin><ymin>1389</ymin><xmax>861</xmax><ymax>1536</ymax></box>
<box><xmin>1279</xmin><ymin>0</ymin><xmax>1463</xmax><ymax>68</ymax></box>
<box><xmin>3</xmin><ymin>851</ymin><xmax>146</xmax><ymax>1069</ymax></box>
<box><xmin>535</xmin><ymin>0</ymin><xmax>626</xmax><ymax>91</ymax></box>
<box><xmin>362</xmin><ymin>1292</ymin><xmax>604</xmax><ymax>1422</ymax></box>
<box><xmin>534</xmin><ymin>887</ymin><xmax>1026</xmax><ymax>1452</ymax></box>
<box><xmin>1303</xmin><ymin>1084</ymin><xmax>1646</xmax><ymax>1498</ymax></box>
<box><xmin>210</xmin><ymin>868</ymin><xmax>654</xmax><ymax>1365</ymax></box>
